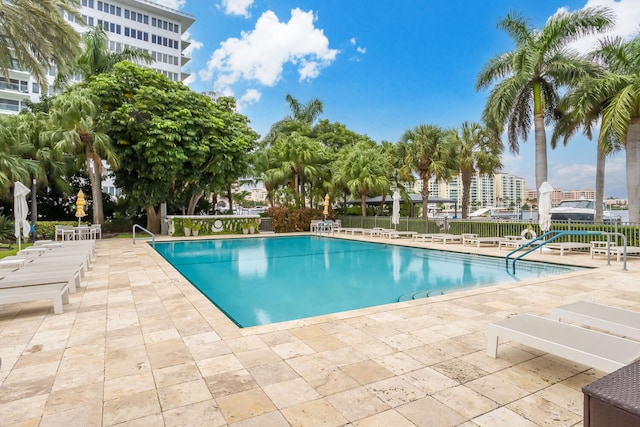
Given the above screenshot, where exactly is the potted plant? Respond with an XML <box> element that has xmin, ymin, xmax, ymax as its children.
<box><xmin>183</xmin><ymin>219</ymin><xmax>194</xmax><ymax>236</ymax></box>
<box><xmin>248</xmin><ymin>220</ymin><xmax>259</xmax><ymax>234</ymax></box>
<box><xmin>191</xmin><ymin>221</ymin><xmax>202</xmax><ymax>236</ymax></box>
<box><xmin>241</xmin><ymin>222</ymin><xmax>250</xmax><ymax>234</ymax></box>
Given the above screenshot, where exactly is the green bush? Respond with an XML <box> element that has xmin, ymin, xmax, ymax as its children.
<box><xmin>268</xmin><ymin>207</ymin><xmax>323</xmax><ymax>232</ymax></box>
<box><xmin>0</xmin><ymin>215</ymin><xmax>14</xmax><ymax>243</ymax></box>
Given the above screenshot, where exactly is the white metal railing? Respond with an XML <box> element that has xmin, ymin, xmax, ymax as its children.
<box><xmin>133</xmin><ymin>224</ymin><xmax>155</xmax><ymax>247</ymax></box>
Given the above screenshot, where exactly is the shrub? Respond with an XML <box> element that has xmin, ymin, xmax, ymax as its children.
<box><xmin>0</xmin><ymin>215</ymin><xmax>14</xmax><ymax>243</ymax></box>
<box><xmin>268</xmin><ymin>207</ymin><xmax>323</xmax><ymax>232</ymax></box>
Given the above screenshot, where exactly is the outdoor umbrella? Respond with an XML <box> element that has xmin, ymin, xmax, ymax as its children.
<box><xmin>538</xmin><ymin>181</ymin><xmax>554</xmax><ymax>233</ymax></box>
<box><xmin>13</xmin><ymin>182</ymin><xmax>31</xmax><ymax>251</ymax></box>
<box><xmin>323</xmin><ymin>194</ymin><xmax>330</xmax><ymax>219</ymax></box>
<box><xmin>75</xmin><ymin>190</ymin><xmax>87</xmax><ymax>225</ymax></box>
<box><xmin>391</xmin><ymin>190</ymin><xmax>401</xmax><ymax>229</ymax></box>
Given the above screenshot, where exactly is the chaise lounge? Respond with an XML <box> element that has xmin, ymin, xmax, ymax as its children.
<box><xmin>551</xmin><ymin>301</ymin><xmax>640</xmax><ymax>340</ymax></box>
<box><xmin>487</xmin><ymin>313</ymin><xmax>640</xmax><ymax>373</ymax></box>
<box><xmin>0</xmin><ymin>284</ymin><xmax>70</xmax><ymax>314</ymax></box>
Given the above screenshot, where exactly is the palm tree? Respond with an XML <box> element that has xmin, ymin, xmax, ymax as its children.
<box><xmin>263</xmin><ymin>94</ymin><xmax>323</xmax><ymax>145</ymax></box>
<box><xmin>559</xmin><ymin>36</ymin><xmax>640</xmax><ymax>222</ymax></box>
<box><xmin>43</xmin><ymin>89</ymin><xmax>119</xmax><ymax>224</ymax></box>
<box><xmin>0</xmin><ymin>0</ymin><xmax>81</xmax><ymax>90</ymax></box>
<box><xmin>0</xmin><ymin>115</ymin><xmax>39</xmax><ymax>195</ymax></box>
<box><xmin>55</xmin><ymin>24</ymin><xmax>153</xmax><ymax>87</ymax></box>
<box><xmin>397</xmin><ymin>124</ymin><xmax>457</xmax><ymax>220</ymax></box>
<box><xmin>452</xmin><ymin>122</ymin><xmax>503</xmax><ymax>218</ymax></box>
<box><xmin>333</xmin><ymin>141</ymin><xmax>391</xmax><ymax>216</ymax></box>
<box><xmin>476</xmin><ymin>7</ymin><xmax>614</xmax><ymax>192</ymax></box>
<box><xmin>273</xmin><ymin>132</ymin><xmax>327</xmax><ymax>208</ymax></box>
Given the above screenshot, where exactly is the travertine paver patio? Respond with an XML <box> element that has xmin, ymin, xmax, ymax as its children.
<box><xmin>1</xmin><ymin>234</ymin><xmax>639</xmax><ymax>426</ymax></box>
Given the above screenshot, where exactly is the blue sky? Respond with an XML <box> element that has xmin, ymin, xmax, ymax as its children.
<box><xmin>152</xmin><ymin>0</ymin><xmax>639</xmax><ymax>198</ymax></box>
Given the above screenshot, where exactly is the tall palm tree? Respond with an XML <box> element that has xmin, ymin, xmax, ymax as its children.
<box><xmin>397</xmin><ymin>124</ymin><xmax>457</xmax><ymax>220</ymax></box>
<box><xmin>333</xmin><ymin>141</ymin><xmax>391</xmax><ymax>216</ymax></box>
<box><xmin>263</xmin><ymin>94</ymin><xmax>323</xmax><ymax>145</ymax></box>
<box><xmin>476</xmin><ymin>7</ymin><xmax>614</xmax><ymax>192</ymax></box>
<box><xmin>565</xmin><ymin>36</ymin><xmax>640</xmax><ymax>222</ymax></box>
<box><xmin>43</xmin><ymin>89</ymin><xmax>119</xmax><ymax>224</ymax></box>
<box><xmin>452</xmin><ymin>122</ymin><xmax>503</xmax><ymax>218</ymax></box>
<box><xmin>0</xmin><ymin>0</ymin><xmax>81</xmax><ymax>90</ymax></box>
<box><xmin>55</xmin><ymin>24</ymin><xmax>153</xmax><ymax>87</ymax></box>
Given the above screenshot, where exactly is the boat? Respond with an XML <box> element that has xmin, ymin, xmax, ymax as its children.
<box><xmin>469</xmin><ymin>207</ymin><xmax>521</xmax><ymax>220</ymax></box>
<box><xmin>550</xmin><ymin>199</ymin><xmax>620</xmax><ymax>222</ymax></box>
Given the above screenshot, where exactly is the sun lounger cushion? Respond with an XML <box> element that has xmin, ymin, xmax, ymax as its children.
<box><xmin>487</xmin><ymin>314</ymin><xmax>640</xmax><ymax>373</ymax></box>
<box><xmin>0</xmin><ymin>283</ymin><xmax>69</xmax><ymax>314</ymax></box>
<box><xmin>552</xmin><ymin>302</ymin><xmax>640</xmax><ymax>341</ymax></box>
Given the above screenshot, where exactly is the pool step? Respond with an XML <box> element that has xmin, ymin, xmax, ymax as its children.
<box><xmin>397</xmin><ymin>289</ymin><xmax>445</xmax><ymax>302</ymax></box>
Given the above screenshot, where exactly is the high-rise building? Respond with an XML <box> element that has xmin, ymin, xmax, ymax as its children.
<box><xmin>415</xmin><ymin>172</ymin><xmax>525</xmax><ymax>213</ymax></box>
<box><xmin>1</xmin><ymin>0</ymin><xmax>195</xmax><ymax>115</ymax></box>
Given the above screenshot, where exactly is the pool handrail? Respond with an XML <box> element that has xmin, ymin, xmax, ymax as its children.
<box><xmin>506</xmin><ymin>230</ymin><xmax>628</xmax><ymax>273</ymax></box>
<box><xmin>133</xmin><ymin>224</ymin><xmax>155</xmax><ymax>248</ymax></box>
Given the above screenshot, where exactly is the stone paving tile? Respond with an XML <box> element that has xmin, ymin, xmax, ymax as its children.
<box><xmin>2</xmin><ymin>237</ymin><xmax>638</xmax><ymax>426</ymax></box>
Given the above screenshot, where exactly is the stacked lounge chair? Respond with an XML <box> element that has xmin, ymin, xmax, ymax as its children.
<box><xmin>0</xmin><ymin>240</ymin><xmax>95</xmax><ymax>314</ymax></box>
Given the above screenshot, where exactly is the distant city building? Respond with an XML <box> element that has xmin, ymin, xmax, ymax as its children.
<box><xmin>525</xmin><ymin>187</ymin><xmax>606</xmax><ymax>207</ymax></box>
<box><xmin>415</xmin><ymin>172</ymin><xmax>525</xmax><ymax>214</ymax></box>
<box><xmin>1</xmin><ymin>0</ymin><xmax>195</xmax><ymax>115</ymax></box>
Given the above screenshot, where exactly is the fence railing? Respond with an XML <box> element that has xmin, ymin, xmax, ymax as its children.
<box><xmin>336</xmin><ymin>216</ymin><xmax>640</xmax><ymax>246</ymax></box>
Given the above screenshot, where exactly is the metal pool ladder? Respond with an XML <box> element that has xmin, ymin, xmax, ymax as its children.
<box><xmin>133</xmin><ymin>224</ymin><xmax>155</xmax><ymax>248</ymax></box>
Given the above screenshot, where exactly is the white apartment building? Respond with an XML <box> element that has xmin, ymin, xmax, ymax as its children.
<box><xmin>0</xmin><ymin>0</ymin><xmax>195</xmax><ymax>115</ymax></box>
<box><xmin>415</xmin><ymin>172</ymin><xmax>526</xmax><ymax>213</ymax></box>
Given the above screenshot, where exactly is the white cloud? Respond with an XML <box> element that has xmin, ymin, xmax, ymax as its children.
<box><xmin>183</xmin><ymin>31</ymin><xmax>203</xmax><ymax>57</ymax></box>
<box><xmin>350</xmin><ymin>37</ymin><xmax>356</xmax><ymax>45</ymax></box>
<box><xmin>199</xmin><ymin>8</ymin><xmax>338</xmax><ymax>94</ymax></box>
<box><xmin>149</xmin><ymin>0</ymin><xmax>186</xmax><ymax>10</ymax></box>
<box><xmin>357</xmin><ymin>46</ymin><xmax>367</xmax><ymax>54</ymax></box>
<box><xmin>237</xmin><ymin>89</ymin><xmax>261</xmax><ymax>111</ymax></box>
<box><xmin>558</xmin><ymin>0</ymin><xmax>640</xmax><ymax>53</ymax></box>
<box><xmin>220</xmin><ymin>0</ymin><xmax>254</xmax><ymax>18</ymax></box>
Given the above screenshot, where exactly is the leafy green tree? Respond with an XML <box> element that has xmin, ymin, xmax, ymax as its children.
<box><xmin>560</xmin><ymin>36</ymin><xmax>640</xmax><ymax>222</ymax></box>
<box><xmin>476</xmin><ymin>7</ymin><xmax>613</xmax><ymax>192</ymax></box>
<box><xmin>0</xmin><ymin>0</ymin><xmax>81</xmax><ymax>90</ymax></box>
<box><xmin>451</xmin><ymin>122</ymin><xmax>503</xmax><ymax>218</ymax></box>
<box><xmin>397</xmin><ymin>124</ymin><xmax>457</xmax><ymax>220</ymax></box>
<box><xmin>55</xmin><ymin>23</ymin><xmax>153</xmax><ymax>87</ymax></box>
<box><xmin>273</xmin><ymin>132</ymin><xmax>328</xmax><ymax>208</ymax></box>
<box><xmin>88</xmin><ymin>62</ymin><xmax>256</xmax><ymax>232</ymax></box>
<box><xmin>263</xmin><ymin>94</ymin><xmax>323</xmax><ymax>145</ymax></box>
<box><xmin>43</xmin><ymin>88</ymin><xmax>119</xmax><ymax>225</ymax></box>
<box><xmin>333</xmin><ymin>140</ymin><xmax>392</xmax><ymax>216</ymax></box>
<box><xmin>250</xmin><ymin>147</ymin><xmax>285</xmax><ymax>207</ymax></box>
<box><xmin>312</xmin><ymin>119</ymin><xmax>362</xmax><ymax>152</ymax></box>
<box><xmin>0</xmin><ymin>115</ymin><xmax>39</xmax><ymax>195</ymax></box>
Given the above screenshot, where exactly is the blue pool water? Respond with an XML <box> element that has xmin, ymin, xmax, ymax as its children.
<box><xmin>154</xmin><ymin>236</ymin><xmax>582</xmax><ymax>327</ymax></box>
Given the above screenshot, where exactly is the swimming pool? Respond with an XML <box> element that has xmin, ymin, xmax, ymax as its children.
<box><xmin>154</xmin><ymin>236</ymin><xmax>583</xmax><ymax>327</ymax></box>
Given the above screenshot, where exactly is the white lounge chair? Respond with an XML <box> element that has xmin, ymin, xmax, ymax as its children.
<box><xmin>590</xmin><ymin>243</ymin><xmax>640</xmax><ymax>262</ymax></box>
<box><xmin>487</xmin><ymin>313</ymin><xmax>640</xmax><ymax>373</ymax></box>
<box><xmin>462</xmin><ymin>234</ymin><xmax>502</xmax><ymax>247</ymax></box>
<box><xmin>431</xmin><ymin>234</ymin><xmax>462</xmax><ymax>244</ymax></box>
<box><xmin>380</xmin><ymin>230</ymin><xmax>417</xmax><ymax>239</ymax></box>
<box><xmin>551</xmin><ymin>301</ymin><xmax>640</xmax><ymax>341</ymax></box>
<box><xmin>541</xmin><ymin>242</ymin><xmax>591</xmax><ymax>255</ymax></box>
<box><xmin>412</xmin><ymin>233</ymin><xmax>443</xmax><ymax>242</ymax></box>
<box><xmin>0</xmin><ymin>284</ymin><xmax>70</xmax><ymax>314</ymax></box>
<box><xmin>0</xmin><ymin>269</ymin><xmax>81</xmax><ymax>293</ymax></box>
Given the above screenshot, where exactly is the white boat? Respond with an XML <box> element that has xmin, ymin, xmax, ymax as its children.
<box><xmin>550</xmin><ymin>199</ymin><xmax>620</xmax><ymax>222</ymax></box>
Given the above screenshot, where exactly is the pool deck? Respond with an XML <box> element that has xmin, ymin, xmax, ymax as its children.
<box><xmin>1</xmin><ymin>233</ymin><xmax>639</xmax><ymax>426</ymax></box>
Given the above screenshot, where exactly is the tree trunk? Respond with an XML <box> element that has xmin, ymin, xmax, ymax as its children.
<box><xmin>626</xmin><ymin>118</ymin><xmax>640</xmax><ymax>223</ymax></box>
<box><xmin>187</xmin><ymin>191</ymin><xmax>204</xmax><ymax>215</ymax></box>
<box><xmin>534</xmin><ymin>114</ymin><xmax>548</xmax><ymax>192</ymax></box>
<box><xmin>461</xmin><ymin>169</ymin><xmax>473</xmax><ymax>219</ymax></box>
<box><xmin>85</xmin><ymin>147</ymin><xmax>104</xmax><ymax>224</ymax></box>
<box><xmin>146</xmin><ymin>205</ymin><xmax>161</xmax><ymax>233</ymax></box>
<box><xmin>595</xmin><ymin>141</ymin><xmax>605</xmax><ymax>222</ymax></box>
<box><xmin>30</xmin><ymin>177</ymin><xmax>37</xmax><ymax>241</ymax></box>
<box><xmin>421</xmin><ymin>179</ymin><xmax>430</xmax><ymax>220</ymax></box>
<box><xmin>226</xmin><ymin>185</ymin><xmax>233</xmax><ymax>212</ymax></box>
<box><xmin>360</xmin><ymin>193</ymin><xmax>367</xmax><ymax>216</ymax></box>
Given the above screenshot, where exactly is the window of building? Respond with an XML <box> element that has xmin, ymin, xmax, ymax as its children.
<box><xmin>143</xmin><ymin>32</ymin><xmax>148</xmax><ymax>42</ymax></box>
<box><xmin>124</xmin><ymin>9</ymin><xmax>129</xmax><ymax>19</ymax></box>
<box><xmin>0</xmin><ymin>98</ymin><xmax>20</xmax><ymax>112</ymax></box>
<box><xmin>32</xmin><ymin>82</ymin><xmax>40</xmax><ymax>94</ymax></box>
<box><xmin>116</xmin><ymin>6</ymin><xmax>121</xmax><ymax>16</ymax></box>
<box><xmin>144</xmin><ymin>15</ymin><xmax>148</xmax><ymax>25</ymax></box>
<box><xmin>131</xmin><ymin>11</ymin><xmax>136</xmax><ymax>21</ymax></box>
<box><xmin>163</xmin><ymin>21</ymin><xmax>167</xmax><ymax>30</ymax></box>
<box><xmin>152</xmin><ymin>17</ymin><xmax>156</xmax><ymax>27</ymax></box>
<box><xmin>137</xmin><ymin>31</ymin><xmax>142</xmax><ymax>40</ymax></box>
<box><xmin>97</xmin><ymin>1</ymin><xmax>103</xmax><ymax>11</ymax></box>
<box><xmin>110</xmin><ymin>23</ymin><xmax>115</xmax><ymax>33</ymax></box>
<box><xmin>138</xmin><ymin>14</ymin><xmax>143</xmax><ymax>23</ymax></box>
<box><xmin>151</xmin><ymin>34</ymin><xmax>156</xmax><ymax>43</ymax></box>
<box><xmin>110</xmin><ymin>4</ymin><xmax>115</xmax><ymax>14</ymax></box>
<box><xmin>124</xmin><ymin>27</ymin><xmax>130</xmax><ymax>37</ymax></box>
<box><xmin>174</xmin><ymin>24</ymin><xmax>179</xmax><ymax>33</ymax></box>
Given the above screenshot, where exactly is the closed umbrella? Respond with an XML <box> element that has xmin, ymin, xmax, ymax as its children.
<box><xmin>538</xmin><ymin>181</ymin><xmax>554</xmax><ymax>233</ymax></box>
<box><xmin>391</xmin><ymin>190</ymin><xmax>401</xmax><ymax>229</ymax></box>
<box><xmin>13</xmin><ymin>182</ymin><xmax>31</xmax><ymax>251</ymax></box>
